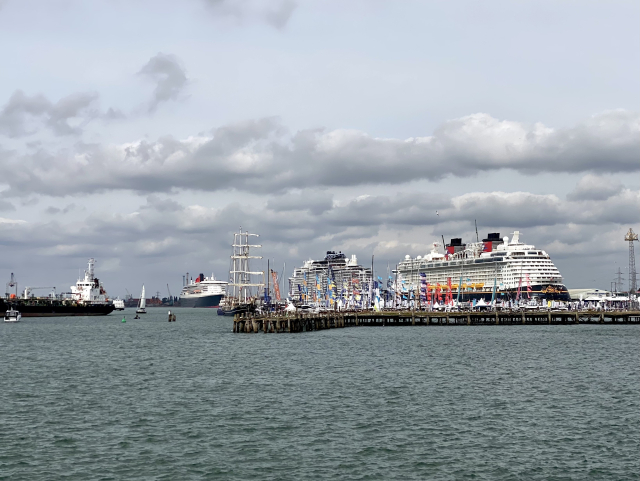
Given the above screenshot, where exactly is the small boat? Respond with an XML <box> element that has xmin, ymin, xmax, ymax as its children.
<box><xmin>112</xmin><ymin>298</ymin><xmax>125</xmax><ymax>310</ymax></box>
<box><xmin>297</xmin><ymin>303</ymin><xmax>319</xmax><ymax>314</ymax></box>
<box><xmin>217</xmin><ymin>303</ymin><xmax>255</xmax><ymax>316</ymax></box>
<box><xmin>136</xmin><ymin>285</ymin><xmax>147</xmax><ymax>314</ymax></box>
<box><xmin>4</xmin><ymin>308</ymin><xmax>22</xmax><ymax>322</ymax></box>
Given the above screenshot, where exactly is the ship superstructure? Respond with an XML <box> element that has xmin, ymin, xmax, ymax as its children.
<box><xmin>180</xmin><ymin>273</ymin><xmax>227</xmax><ymax>308</ymax></box>
<box><xmin>70</xmin><ymin>258</ymin><xmax>110</xmax><ymax>304</ymax></box>
<box><xmin>396</xmin><ymin>231</ymin><xmax>570</xmax><ymax>301</ymax></box>
<box><xmin>288</xmin><ymin>251</ymin><xmax>372</xmax><ymax>307</ymax></box>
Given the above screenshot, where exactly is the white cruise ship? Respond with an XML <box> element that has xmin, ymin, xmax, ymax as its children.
<box><xmin>179</xmin><ymin>273</ymin><xmax>228</xmax><ymax>308</ymax></box>
<box><xmin>396</xmin><ymin>231</ymin><xmax>570</xmax><ymax>301</ymax></box>
<box><xmin>288</xmin><ymin>251</ymin><xmax>372</xmax><ymax>305</ymax></box>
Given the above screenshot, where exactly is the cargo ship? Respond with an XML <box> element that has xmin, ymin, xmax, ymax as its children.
<box><xmin>396</xmin><ymin>231</ymin><xmax>570</xmax><ymax>302</ymax></box>
<box><xmin>0</xmin><ymin>258</ymin><xmax>115</xmax><ymax>317</ymax></box>
<box><xmin>179</xmin><ymin>273</ymin><xmax>227</xmax><ymax>308</ymax></box>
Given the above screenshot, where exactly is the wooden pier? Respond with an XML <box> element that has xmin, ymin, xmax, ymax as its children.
<box><xmin>233</xmin><ymin>310</ymin><xmax>640</xmax><ymax>333</ymax></box>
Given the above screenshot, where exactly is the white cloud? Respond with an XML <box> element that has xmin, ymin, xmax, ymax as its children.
<box><xmin>1</xmin><ymin>111</ymin><xmax>637</xmax><ymax>198</ymax></box>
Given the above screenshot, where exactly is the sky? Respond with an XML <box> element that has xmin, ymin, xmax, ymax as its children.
<box><xmin>0</xmin><ymin>0</ymin><xmax>638</xmax><ymax>299</ymax></box>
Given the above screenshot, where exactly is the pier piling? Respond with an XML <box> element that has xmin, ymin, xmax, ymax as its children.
<box><xmin>232</xmin><ymin>310</ymin><xmax>640</xmax><ymax>333</ymax></box>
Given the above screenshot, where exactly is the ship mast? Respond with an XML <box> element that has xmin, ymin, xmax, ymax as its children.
<box><xmin>228</xmin><ymin>227</ymin><xmax>264</xmax><ymax>304</ymax></box>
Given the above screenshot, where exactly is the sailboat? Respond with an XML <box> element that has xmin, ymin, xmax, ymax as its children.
<box><xmin>136</xmin><ymin>285</ymin><xmax>147</xmax><ymax>314</ymax></box>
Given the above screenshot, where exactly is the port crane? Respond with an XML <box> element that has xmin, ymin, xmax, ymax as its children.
<box><xmin>23</xmin><ymin>286</ymin><xmax>57</xmax><ymax>299</ymax></box>
<box><xmin>5</xmin><ymin>272</ymin><xmax>18</xmax><ymax>298</ymax></box>
<box><xmin>166</xmin><ymin>284</ymin><xmax>174</xmax><ymax>306</ymax></box>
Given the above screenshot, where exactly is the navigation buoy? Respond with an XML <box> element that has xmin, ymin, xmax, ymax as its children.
<box><xmin>122</xmin><ymin>317</ymin><xmax>126</xmax><ymax>323</ymax></box>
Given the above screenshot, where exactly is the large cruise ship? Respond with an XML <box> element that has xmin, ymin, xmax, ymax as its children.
<box><xmin>396</xmin><ymin>231</ymin><xmax>570</xmax><ymax>301</ymax></box>
<box><xmin>179</xmin><ymin>273</ymin><xmax>227</xmax><ymax>308</ymax></box>
<box><xmin>288</xmin><ymin>251</ymin><xmax>372</xmax><ymax>306</ymax></box>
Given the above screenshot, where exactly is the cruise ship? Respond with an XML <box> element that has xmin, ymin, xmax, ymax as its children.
<box><xmin>288</xmin><ymin>251</ymin><xmax>372</xmax><ymax>305</ymax></box>
<box><xmin>179</xmin><ymin>273</ymin><xmax>227</xmax><ymax>308</ymax></box>
<box><xmin>396</xmin><ymin>231</ymin><xmax>570</xmax><ymax>301</ymax></box>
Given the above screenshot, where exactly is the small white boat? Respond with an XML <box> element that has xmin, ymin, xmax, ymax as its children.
<box><xmin>297</xmin><ymin>303</ymin><xmax>320</xmax><ymax>314</ymax></box>
<box><xmin>4</xmin><ymin>308</ymin><xmax>22</xmax><ymax>323</ymax></box>
<box><xmin>112</xmin><ymin>298</ymin><xmax>125</xmax><ymax>310</ymax></box>
<box><xmin>136</xmin><ymin>285</ymin><xmax>147</xmax><ymax>314</ymax></box>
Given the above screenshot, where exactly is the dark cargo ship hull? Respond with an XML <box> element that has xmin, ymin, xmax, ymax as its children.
<box><xmin>0</xmin><ymin>300</ymin><xmax>115</xmax><ymax>317</ymax></box>
<box><xmin>179</xmin><ymin>294</ymin><xmax>224</xmax><ymax>308</ymax></box>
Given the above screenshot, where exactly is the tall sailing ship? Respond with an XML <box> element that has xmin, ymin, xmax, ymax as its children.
<box><xmin>396</xmin><ymin>231</ymin><xmax>570</xmax><ymax>302</ymax></box>
<box><xmin>217</xmin><ymin>228</ymin><xmax>265</xmax><ymax>316</ymax></box>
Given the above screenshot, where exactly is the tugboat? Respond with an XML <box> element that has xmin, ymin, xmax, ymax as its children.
<box><xmin>4</xmin><ymin>307</ymin><xmax>21</xmax><ymax>322</ymax></box>
<box><xmin>112</xmin><ymin>298</ymin><xmax>125</xmax><ymax>310</ymax></box>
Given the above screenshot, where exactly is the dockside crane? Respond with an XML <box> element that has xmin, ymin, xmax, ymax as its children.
<box><xmin>23</xmin><ymin>286</ymin><xmax>57</xmax><ymax>299</ymax></box>
<box><xmin>5</xmin><ymin>273</ymin><xmax>18</xmax><ymax>298</ymax></box>
<box><xmin>167</xmin><ymin>284</ymin><xmax>174</xmax><ymax>306</ymax></box>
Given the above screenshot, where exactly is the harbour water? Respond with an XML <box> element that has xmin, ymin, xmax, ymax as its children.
<box><xmin>1</xmin><ymin>308</ymin><xmax>638</xmax><ymax>480</ymax></box>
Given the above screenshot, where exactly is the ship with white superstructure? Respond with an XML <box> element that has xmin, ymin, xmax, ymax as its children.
<box><xmin>288</xmin><ymin>251</ymin><xmax>372</xmax><ymax>307</ymax></box>
<box><xmin>180</xmin><ymin>273</ymin><xmax>228</xmax><ymax>308</ymax></box>
<box><xmin>396</xmin><ymin>231</ymin><xmax>570</xmax><ymax>301</ymax></box>
<box><xmin>0</xmin><ymin>258</ymin><xmax>115</xmax><ymax>317</ymax></box>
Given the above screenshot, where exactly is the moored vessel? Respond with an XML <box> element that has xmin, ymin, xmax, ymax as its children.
<box><xmin>396</xmin><ymin>231</ymin><xmax>570</xmax><ymax>303</ymax></box>
<box><xmin>288</xmin><ymin>251</ymin><xmax>373</xmax><ymax>309</ymax></box>
<box><xmin>217</xmin><ymin>228</ymin><xmax>264</xmax><ymax>316</ymax></box>
<box><xmin>179</xmin><ymin>273</ymin><xmax>227</xmax><ymax>308</ymax></box>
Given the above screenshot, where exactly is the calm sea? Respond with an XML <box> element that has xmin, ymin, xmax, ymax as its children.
<box><xmin>1</xmin><ymin>308</ymin><xmax>638</xmax><ymax>480</ymax></box>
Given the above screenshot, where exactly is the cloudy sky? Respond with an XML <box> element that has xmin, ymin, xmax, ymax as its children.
<box><xmin>0</xmin><ymin>0</ymin><xmax>638</xmax><ymax>299</ymax></box>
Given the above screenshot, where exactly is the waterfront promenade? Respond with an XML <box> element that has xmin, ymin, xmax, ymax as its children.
<box><xmin>233</xmin><ymin>309</ymin><xmax>640</xmax><ymax>333</ymax></box>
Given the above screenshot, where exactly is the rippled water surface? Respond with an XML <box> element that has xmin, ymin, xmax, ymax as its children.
<box><xmin>1</xmin><ymin>308</ymin><xmax>639</xmax><ymax>480</ymax></box>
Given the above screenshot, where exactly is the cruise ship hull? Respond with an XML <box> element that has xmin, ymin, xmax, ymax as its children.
<box><xmin>449</xmin><ymin>284</ymin><xmax>570</xmax><ymax>302</ymax></box>
<box><xmin>0</xmin><ymin>300</ymin><xmax>115</xmax><ymax>317</ymax></box>
<box><xmin>179</xmin><ymin>294</ymin><xmax>224</xmax><ymax>308</ymax></box>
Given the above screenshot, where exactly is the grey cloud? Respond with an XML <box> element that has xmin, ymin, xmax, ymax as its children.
<box><xmin>138</xmin><ymin>53</ymin><xmax>189</xmax><ymax>112</ymax></box>
<box><xmin>103</xmin><ymin>107</ymin><xmax>127</xmax><ymax>121</ymax></box>
<box><xmin>142</xmin><ymin>195</ymin><xmax>183</xmax><ymax>212</ymax></box>
<box><xmin>0</xmin><ymin>199</ymin><xmax>15</xmax><ymax>212</ymax></box>
<box><xmin>203</xmin><ymin>0</ymin><xmax>297</xmax><ymax>29</ymax></box>
<box><xmin>0</xmin><ymin>111</ymin><xmax>638</xmax><ymax>198</ymax></box>
<box><xmin>567</xmin><ymin>174</ymin><xmax>624</xmax><ymax>201</ymax></box>
<box><xmin>0</xmin><ymin>90</ymin><xmax>99</xmax><ymax>137</ymax></box>
<box><xmin>44</xmin><ymin>203</ymin><xmax>78</xmax><ymax>215</ymax></box>
<box><xmin>266</xmin><ymin>190</ymin><xmax>333</xmax><ymax>214</ymax></box>
<box><xmin>45</xmin><ymin>206</ymin><xmax>61</xmax><ymax>215</ymax></box>
<box><xmin>1</xmin><ymin>187</ymin><xmax>636</xmax><ymax>293</ymax></box>
<box><xmin>264</xmin><ymin>0</ymin><xmax>297</xmax><ymax>29</ymax></box>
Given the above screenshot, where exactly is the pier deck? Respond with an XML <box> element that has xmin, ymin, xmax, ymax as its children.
<box><xmin>233</xmin><ymin>310</ymin><xmax>640</xmax><ymax>333</ymax></box>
